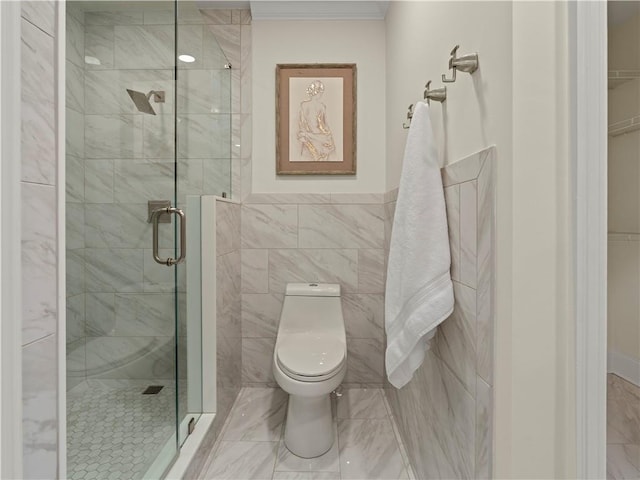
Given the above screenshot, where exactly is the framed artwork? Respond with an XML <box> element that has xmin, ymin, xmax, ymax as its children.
<box><xmin>276</xmin><ymin>63</ymin><xmax>357</xmax><ymax>175</ymax></box>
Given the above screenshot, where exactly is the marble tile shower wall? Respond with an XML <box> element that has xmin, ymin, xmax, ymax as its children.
<box><xmin>21</xmin><ymin>2</ymin><xmax>59</xmax><ymax>477</ymax></box>
<box><xmin>385</xmin><ymin>147</ymin><xmax>496</xmax><ymax>480</ymax></box>
<box><xmin>77</xmin><ymin>9</ymin><xmax>248</xmax><ymax>380</ymax></box>
<box><xmin>240</xmin><ymin>194</ymin><xmax>386</xmax><ymax>387</ymax></box>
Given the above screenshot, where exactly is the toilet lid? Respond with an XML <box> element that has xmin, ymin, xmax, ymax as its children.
<box><xmin>277</xmin><ymin>333</ymin><xmax>345</xmax><ymax>378</ymax></box>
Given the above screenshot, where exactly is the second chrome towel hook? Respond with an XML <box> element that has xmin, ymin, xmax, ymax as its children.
<box><xmin>442</xmin><ymin>45</ymin><xmax>479</xmax><ymax>83</ymax></box>
<box><xmin>424</xmin><ymin>81</ymin><xmax>446</xmax><ymax>104</ymax></box>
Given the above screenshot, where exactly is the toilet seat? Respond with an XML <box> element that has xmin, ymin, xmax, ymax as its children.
<box><xmin>276</xmin><ymin>333</ymin><xmax>345</xmax><ymax>382</ymax></box>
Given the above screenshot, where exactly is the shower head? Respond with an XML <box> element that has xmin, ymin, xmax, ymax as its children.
<box><xmin>126</xmin><ymin>89</ymin><xmax>165</xmax><ymax>115</ymax></box>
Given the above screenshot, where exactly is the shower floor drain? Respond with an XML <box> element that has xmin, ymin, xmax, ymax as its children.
<box><xmin>142</xmin><ymin>385</ymin><xmax>164</xmax><ymax>395</ymax></box>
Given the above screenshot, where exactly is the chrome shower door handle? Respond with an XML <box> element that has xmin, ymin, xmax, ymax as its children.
<box><xmin>150</xmin><ymin>207</ymin><xmax>186</xmax><ymax>266</ymax></box>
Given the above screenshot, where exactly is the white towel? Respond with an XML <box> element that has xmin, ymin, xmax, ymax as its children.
<box><xmin>385</xmin><ymin>101</ymin><xmax>454</xmax><ymax>389</ymax></box>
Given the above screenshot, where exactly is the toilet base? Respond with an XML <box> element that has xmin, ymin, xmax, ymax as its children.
<box><xmin>284</xmin><ymin>394</ymin><xmax>333</xmax><ymax>458</ymax></box>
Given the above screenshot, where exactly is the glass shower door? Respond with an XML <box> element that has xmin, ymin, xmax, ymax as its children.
<box><xmin>65</xmin><ymin>1</ymin><xmax>182</xmax><ymax>478</ymax></box>
<box><xmin>66</xmin><ymin>0</ymin><xmax>233</xmax><ymax>476</ymax></box>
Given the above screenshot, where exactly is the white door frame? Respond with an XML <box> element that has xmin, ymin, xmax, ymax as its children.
<box><xmin>0</xmin><ymin>1</ymin><xmax>24</xmax><ymax>478</ymax></box>
<box><xmin>572</xmin><ymin>1</ymin><xmax>608</xmax><ymax>479</ymax></box>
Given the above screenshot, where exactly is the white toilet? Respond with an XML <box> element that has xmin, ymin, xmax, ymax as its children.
<box><xmin>272</xmin><ymin>283</ymin><xmax>347</xmax><ymax>458</ymax></box>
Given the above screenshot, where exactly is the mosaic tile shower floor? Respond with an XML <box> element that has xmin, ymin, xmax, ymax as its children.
<box><xmin>67</xmin><ymin>380</ymin><xmax>185</xmax><ymax>480</ymax></box>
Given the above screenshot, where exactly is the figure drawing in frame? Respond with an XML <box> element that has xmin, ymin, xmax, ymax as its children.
<box><xmin>296</xmin><ymin>80</ymin><xmax>336</xmax><ymax>161</ymax></box>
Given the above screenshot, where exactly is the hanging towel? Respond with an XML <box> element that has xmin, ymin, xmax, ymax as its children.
<box><xmin>385</xmin><ymin>101</ymin><xmax>454</xmax><ymax>389</ymax></box>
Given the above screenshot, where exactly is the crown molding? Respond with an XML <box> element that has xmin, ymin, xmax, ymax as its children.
<box><xmin>250</xmin><ymin>1</ymin><xmax>389</xmax><ymax>20</ymax></box>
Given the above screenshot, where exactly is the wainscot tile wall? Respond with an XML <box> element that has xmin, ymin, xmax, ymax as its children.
<box><xmin>21</xmin><ymin>2</ymin><xmax>59</xmax><ymax>478</ymax></box>
<box><xmin>385</xmin><ymin>146</ymin><xmax>496</xmax><ymax>479</ymax></box>
<box><xmin>240</xmin><ymin>193</ymin><xmax>386</xmax><ymax>387</ymax></box>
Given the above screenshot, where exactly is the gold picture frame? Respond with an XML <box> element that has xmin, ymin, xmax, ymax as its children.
<box><xmin>276</xmin><ymin>63</ymin><xmax>357</xmax><ymax>175</ymax></box>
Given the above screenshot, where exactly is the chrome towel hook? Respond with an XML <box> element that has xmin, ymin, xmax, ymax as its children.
<box><xmin>442</xmin><ymin>45</ymin><xmax>479</xmax><ymax>83</ymax></box>
<box><xmin>424</xmin><ymin>81</ymin><xmax>446</xmax><ymax>104</ymax></box>
<box><xmin>402</xmin><ymin>104</ymin><xmax>415</xmax><ymax>129</ymax></box>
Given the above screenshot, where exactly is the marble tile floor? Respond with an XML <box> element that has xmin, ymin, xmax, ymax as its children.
<box><xmin>198</xmin><ymin>387</ymin><xmax>415</xmax><ymax>480</ymax></box>
<box><xmin>67</xmin><ymin>379</ymin><xmax>187</xmax><ymax>480</ymax></box>
<box><xmin>607</xmin><ymin>374</ymin><xmax>640</xmax><ymax>480</ymax></box>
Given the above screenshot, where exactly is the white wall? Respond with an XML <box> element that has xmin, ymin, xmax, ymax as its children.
<box><xmin>385</xmin><ymin>1</ymin><xmax>513</xmax><ymax>182</ymax></box>
<box><xmin>608</xmin><ymin>237</ymin><xmax>640</xmax><ymax>366</ymax></box>
<box><xmin>385</xmin><ymin>2</ymin><xmax>574</xmax><ymax>478</ymax></box>
<box><xmin>251</xmin><ymin>20</ymin><xmax>386</xmax><ymax>193</ymax></box>
<box><xmin>609</xmin><ymin>9</ymin><xmax>640</xmax><ymax>71</ymax></box>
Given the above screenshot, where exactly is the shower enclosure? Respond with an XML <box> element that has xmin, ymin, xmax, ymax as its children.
<box><xmin>65</xmin><ymin>1</ymin><xmax>231</xmax><ymax>477</ymax></box>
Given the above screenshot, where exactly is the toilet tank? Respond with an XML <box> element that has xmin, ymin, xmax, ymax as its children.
<box><xmin>278</xmin><ymin>283</ymin><xmax>344</xmax><ymax>336</ymax></box>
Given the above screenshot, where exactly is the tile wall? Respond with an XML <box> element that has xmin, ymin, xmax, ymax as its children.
<box><xmin>80</xmin><ymin>7</ymin><xmax>178</xmax><ymax>382</ymax></box>
<box><xmin>215</xmin><ymin>199</ymin><xmax>242</xmax><ymax>429</ymax></box>
<box><xmin>385</xmin><ymin>147</ymin><xmax>496</xmax><ymax>479</ymax></box>
<box><xmin>240</xmin><ymin>193</ymin><xmax>386</xmax><ymax>387</ymax></box>
<box><xmin>184</xmin><ymin>197</ymin><xmax>243</xmax><ymax>478</ymax></box>
<box><xmin>21</xmin><ymin>1</ymin><xmax>59</xmax><ymax>477</ymax></box>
